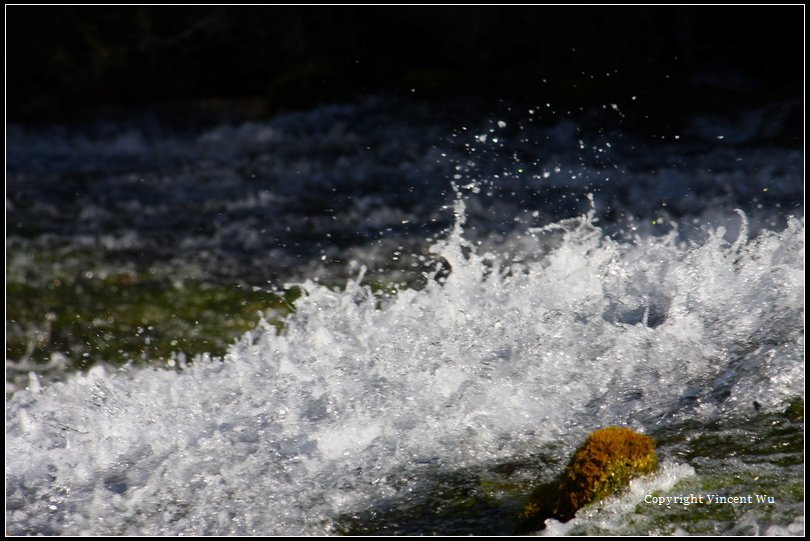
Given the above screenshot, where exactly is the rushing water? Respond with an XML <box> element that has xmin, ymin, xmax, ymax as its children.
<box><xmin>5</xmin><ymin>98</ymin><xmax>804</xmax><ymax>535</ymax></box>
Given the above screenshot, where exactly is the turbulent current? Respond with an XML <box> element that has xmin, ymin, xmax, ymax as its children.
<box><xmin>5</xmin><ymin>98</ymin><xmax>805</xmax><ymax>535</ymax></box>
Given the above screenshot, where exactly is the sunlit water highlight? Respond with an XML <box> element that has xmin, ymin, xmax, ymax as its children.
<box><xmin>6</xmin><ymin>191</ymin><xmax>803</xmax><ymax>534</ymax></box>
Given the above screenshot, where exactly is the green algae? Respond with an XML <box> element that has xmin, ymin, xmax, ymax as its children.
<box><xmin>6</xmin><ymin>247</ymin><xmax>298</xmax><ymax>373</ymax></box>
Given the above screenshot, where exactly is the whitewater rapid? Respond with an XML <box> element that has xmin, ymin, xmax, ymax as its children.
<box><xmin>6</xmin><ymin>196</ymin><xmax>803</xmax><ymax>534</ymax></box>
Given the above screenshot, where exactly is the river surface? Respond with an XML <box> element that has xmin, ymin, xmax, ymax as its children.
<box><xmin>6</xmin><ymin>97</ymin><xmax>804</xmax><ymax>535</ymax></box>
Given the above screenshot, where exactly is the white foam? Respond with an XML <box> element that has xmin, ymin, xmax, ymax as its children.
<box><xmin>766</xmin><ymin>516</ymin><xmax>805</xmax><ymax>536</ymax></box>
<box><xmin>542</xmin><ymin>461</ymin><xmax>697</xmax><ymax>535</ymax></box>
<box><xmin>5</xmin><ymin>201</ymin><xmax>804</xmax><ymax>535</ymax></box>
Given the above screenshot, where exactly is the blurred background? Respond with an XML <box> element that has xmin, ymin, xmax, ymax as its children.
<box><xmin>7</xmin><ymin>6</ymin><xmax>802</xmax><ymax>124</ymax></box>
<box><xmin>6</xmin><ymin>6</ymin><xmax>803</xmax><ymax>387</ymax></box>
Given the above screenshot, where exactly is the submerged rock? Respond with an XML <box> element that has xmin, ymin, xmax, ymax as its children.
<box><xmin>783</xmin><ymin>397</ymin><xmax>804</xmax><ymax>422</ymax></box>
<box><xmin>519</xmin><ymin>426</ymin><xmax>658</xmax><ymax>531</ymax></box>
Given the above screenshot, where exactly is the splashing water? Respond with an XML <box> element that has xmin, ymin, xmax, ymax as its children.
<box><xmin>5</xmin><ymin>192</ymin><xmax>804</xmax><ymax>535</ymax></box>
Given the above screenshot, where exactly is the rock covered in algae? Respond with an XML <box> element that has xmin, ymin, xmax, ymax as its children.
<box><xmin>519</xmin><ymin>426</ymin><xmax>657</xmax><ymax>530</ymax></box>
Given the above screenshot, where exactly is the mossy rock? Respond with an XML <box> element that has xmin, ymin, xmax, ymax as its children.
<box><xmin>519</xmin><ymin>426</ymin><xmax>658</xmax><ymax>531</ymax></box>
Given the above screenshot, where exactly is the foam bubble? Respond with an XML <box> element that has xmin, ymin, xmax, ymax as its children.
<box><xmin>5</xmin><ymin>199</ymin><xmax>803</xmax><ymax>535</ymax></box>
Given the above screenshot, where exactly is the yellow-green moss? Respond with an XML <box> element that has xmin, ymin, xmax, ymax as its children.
<box><xmin>6</xmin><ymin>263</ymin><xmax>298</xmax><ymax>370</ymax></box>
<box><xmin>519</xmin><ymin>426</ymin><xmax>658</xmax><ymax>530</ymax></box>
